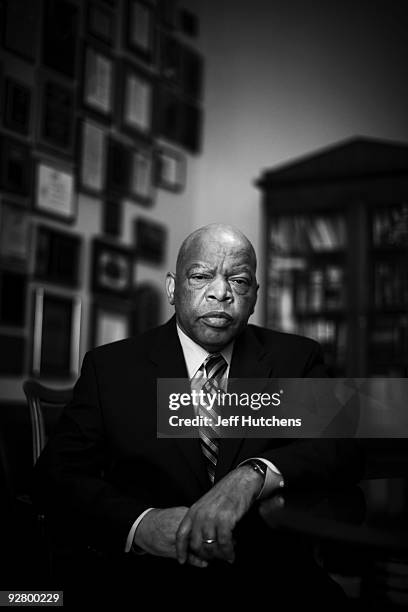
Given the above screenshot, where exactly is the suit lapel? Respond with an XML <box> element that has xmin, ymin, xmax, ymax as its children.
<box><xmin>148</xmin><ymin>317</ymin><xmax>210</xmax><ymax>491</ymax></box>
<box><xmin>215</xmin><ymin>326</ymin><xmax>276</xmax><ymax>481</ymax></box>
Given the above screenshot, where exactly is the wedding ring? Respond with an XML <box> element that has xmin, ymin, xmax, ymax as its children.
<box><xmin>202</xmin><ymin>538</ymin><xmax>216</xmax><ymax>544</ymax></box>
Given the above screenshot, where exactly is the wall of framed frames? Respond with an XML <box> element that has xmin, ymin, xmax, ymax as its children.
<box><xmin>0</xmin><ymin>0</ymin><xmax>205</xmax><ymax>397</ymax></box>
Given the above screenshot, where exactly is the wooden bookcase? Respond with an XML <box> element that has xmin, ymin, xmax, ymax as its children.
<box><xmin>257</xmin><ymin>137</ymin><xmax>408</xmax><ymax>377</ymax></box>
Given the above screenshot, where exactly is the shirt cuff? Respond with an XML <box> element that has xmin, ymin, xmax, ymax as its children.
<box><xmin>238</xmin><ymin>457</ymin><xmax>285</xmax><ymax>500</ymax></box>
<box><xmin>125</xmin><ymin>508</ymin><xmax>155</xmax><ymax>553</ymax></box>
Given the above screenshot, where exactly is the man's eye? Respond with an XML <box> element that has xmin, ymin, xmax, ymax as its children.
<box><xmin>231</xmin><ymin>278</ymin><xmax>249</xmax><ymax>285</ymax></box>
<box><xmin>191</xmin><ymin>274</ymin><xmax>209</xmax><ymax>281</ymax></box>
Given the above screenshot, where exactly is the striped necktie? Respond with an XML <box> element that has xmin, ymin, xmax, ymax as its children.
<box><xmin>191</xmin><ymin>353</ymin><xmax>228</xmax><ymax>484</ymax></box>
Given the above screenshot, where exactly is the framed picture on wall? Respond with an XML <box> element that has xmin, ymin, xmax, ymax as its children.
<box><xmin>4</xmin><ymin>78</ymin><xmax>32</xmax><ymax>136</ymax></box>
<box><xmin>181</xmin><ymin>45</ymin><xmax>204</xmax><ymax>101</ymax></box>
<box><xmin>0</xmin><ymin>136</ymin><xmax>32</xmax><ymax>196</ymax></box>
<box><xmin>82</xmin><ymin>44</ymin><xmax>114</xmax><ymax>121</ymax></box>
<box><xmin>42</xmin><ymin>0</ymin><xmax>79</xmax><ymax>78</ymax></box>
<box><xmin>106</xmin><ymin>137</ymin><xmax>131</xmax><ymax>196</ymax></box>
<box><xmin>158</xmin><ymin>0</ymin><xmax>177</xmax><ymax>29</ymax></box>
<box><xmin>125</xmin><ymin>0</ymin><xmax>155</xmax><ymax>63</ymax></box>
<box><xmin>180</xmin><ymin>101</ymin><xmax>203</xmax><ymax>154</ymax></box>
<box><xmin>38</xmin><ymin>76</ymin><xmax>75</xmax><ymax>156</ymax></box>
<box><xmin>34</xmin><ymin>225</ymin><xmax>82</xmax><ymax>288</ymax></box>
<box><xmin>160</xmin><ymin>33</ymin><xmax>183</xmax><ymax>87</ymax></box>
<box><xmin>0</xmin><ymin>200</ymin><xmax>31</xmax><ymax>268</ymax></box>
<box><xmin>31</xmin><ymin>288</ymin><xmax>82</xmax><ymax>378</ymax></box>
<box><xmin>87</xmin><ymin>1</ymin><xmax>115</xmax><ymax>46</ymax></box>
<box><xmin>133</xmin><ymin>283</ymin><xmax>161</xmax><ymax>335</ymax></box>
<box><xmin>154</xmin><ymin>146</ymin><xmax>186</xmax><ymax>192</ymax></box>
<box><xmin>78</xmin><ymin>118</ymin><xmax>107</xmax><ymax>194</ymax></box>
<box><xmin>4</xmin><ymin>0</ymin><xmax>39</xmax><ymax>62</ymax></box>
<box><xmin>103</xmin><ymin>199</ymin><xmax>123</xmax><ymax>238</ymax></box>
<box><xmin>155</xmin><ymin>85</ymin><xmax>182</xmax><ymax>144</ymax></box>
<box><xmin>91</xmin><ymin>239</ymin><xmax>134</xmax><ymax>298</ymax></box>
<box><xmin>90</xmin><ymin>299</ymin><xmax>132</xmax><ymax>348</ymax></box>
<box><xmin>119</xmin><ymin>62</ymin><xmax>154</xmax><ymax>140</ymax></box>
<box><xmin>134</xmin><ymin>217</ymin><xmax>167</xmax><ymax>264</ymax></box>
<box><xmin>130</xmin><ymin>145</ymin><xmax>154</xmax><ymax>205</ymax></box>
<box><xmin>179</xmin><ymin>8</ymin><xmax>199</xmax><ymax>38</ymax></box>
<box><xmin>0</xmin><ymin>269</ymin><xmax>27</xmax><ymax>328</ymax></box>
<box><xmin>0</xmin><ymin>334</ymin><xmax>25</xmax><ymax>375</ymax></box>
<box><xmin>35</xmin><ymin>161</ymin><xmax>76</xmax><ymax>223</ymax></box>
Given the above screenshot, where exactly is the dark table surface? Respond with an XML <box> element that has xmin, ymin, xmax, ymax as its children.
<box><xmin>259</xmin><ymin>477</ymin><xmax>408</xmax><ymax>554</ymax></box>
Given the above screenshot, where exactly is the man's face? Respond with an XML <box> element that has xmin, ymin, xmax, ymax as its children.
<box><xmin>166</xmin><ymin>231</ymin><xmax>258</xmax><ymax>351</ymax></box>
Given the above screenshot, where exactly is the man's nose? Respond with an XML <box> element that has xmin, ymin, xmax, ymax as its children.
<box><xmin>206</xmin><ymin>277</ymin><xmax>232</xmax><ymax>301</ymax></box>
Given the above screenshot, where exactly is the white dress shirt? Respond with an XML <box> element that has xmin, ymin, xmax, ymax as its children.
<box><xmin>125</xmin><ymin>324</ymin><xmax>284</xmax><ymax>552</ymax></box>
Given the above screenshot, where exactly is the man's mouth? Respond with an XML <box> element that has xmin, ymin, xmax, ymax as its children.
<box><xmin>200</xmin><ymin>312</ymin><xmax>233</xmax><ymax>328</ymax></box>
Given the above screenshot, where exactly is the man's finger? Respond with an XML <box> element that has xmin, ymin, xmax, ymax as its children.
<box><xmin>176</xmin><ymin>516</ymin><xmax>192</xmax><ymax>564</ymax></box>
<box><xmin>216</xmin><ymin>524</ymin><xmax>235</xmax><ymax>563</ymax></box>
<box><xmin>187</xmin><ymin>553</ymin><xmax>209</xmax><ymax>568</ymax></box>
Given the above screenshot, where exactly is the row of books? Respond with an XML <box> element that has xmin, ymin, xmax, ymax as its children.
<box><xmin>369</xmin><ymin>315</ymin><xmax>408</xmax><ymax>365</ymax></box>
<box><xmin>294</xmin><ymin>265</ymin><xmax>345</xmax><ymax>312</ymax></box>
<box><xmin>267</xmin><ymin>264</ymin><xmax>345</xmax><ymax>314</ymax></box>
<box><xmin>372</xmin><ymin>203</ymin><xmax>408</xmax><ymax>247</ymax></box>
<box><xmin>374</xmin><ymin>261</ymin><xmax>408</xmax><ymax>308</ymax></box>
<box><xmin>269</xmin><ymin>214</ymin><xmax>346</xmax><ymax>254</ymax></box>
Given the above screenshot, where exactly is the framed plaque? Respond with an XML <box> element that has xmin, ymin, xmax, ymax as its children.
<box><xmin>130</xmin><ymin>145</ymin><xmax>154</xmax><ymax>205</ymax></box>
<box><xmin>0</xmin><ymin>200</ymin><xmax>31</xmax><ymax>268</ymax></box>
<box><xmin>87</xmin><ymin>2</ymin><xmax>115</xmax><ymax>46</ymax></box>
<box><xmin>83</xmin><ymin>44</ymin><xmax>114</xmax><ymax>121</ymax></box>
<box><xmin>0</xmin><ymin>269</ymin><xmax>27</xmax><ymax>328</ymax></box>
<box><xmin>4</xmin><ymin>78</ymin><xmax>32</xmax><ymax>136</ymax></box>
<box><xmin>78</xmin><ymin>119</ymin><xmax>107</xmax><ymax>194</ymax></box>
<box><xmin>134</xmin><ymin>217</ymin><xmax>167</xmax><ymax>264</ymax></box>
<box><xmin>154</xmin><ymin>146</ymin><xmax>186</xmax><ymax>192</ymax></box>
<box><xmin>38</xmin><ymin>76</ymin><xmax>75</xmax><ymax>156</ymax></box>
<box><xmin>125</xmin><ymin>0</ymin><xmax>155</xmax><ymax>63</ymax></box>
<box><xmin>120</xmin><ymin>62</ymin><xmax>154</xmax><ymax>139</ymax></box>
<box><xmin>31</xmin><ymin>288</ymin><xmax>82</xmax><ymax>378</ymax></box>
<box><xmin>106</xmin><ymin>137</ymin><xmax>131</xmax><ymax>196</ymax></box>
<box><xmin>0</xmin><ymin>136</ymin><xmax>32</xmax><ymax>196</ymax></box>
<box><xmin>35</xmin><ymin>161</ymin><xmax>76</xmax><ymax>223</ymax></box>
<box><xmin>91</xmin><ymin>239</ymin><xmax>134</xmax><ymax>298</ymax></box>
<box><xmin>91</xmin><ymin>299</ymin><xmax>131</xmax><ymax>348</ymax></box>
<box><xmin>34</xmin><ymin>225</ymin><xmax>81</xmax><ymax>288</ymax></box>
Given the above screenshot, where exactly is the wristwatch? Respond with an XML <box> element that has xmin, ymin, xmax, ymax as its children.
<box><xmin>245</xmin><ymin>459</ymin><xmax>267</xmax><ymax>483</ymax></box>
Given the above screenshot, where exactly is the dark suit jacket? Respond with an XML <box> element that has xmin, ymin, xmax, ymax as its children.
<box><xmin>33</xmin><ymin>317</ymin><xmax>363</xmax><ymax>555</ymax></box>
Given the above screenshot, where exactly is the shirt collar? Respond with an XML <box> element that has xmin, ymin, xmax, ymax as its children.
<box><xmin>176</xmin><ymin>324</ymin><xmax>234</xmax><ymax>379</ymax></box>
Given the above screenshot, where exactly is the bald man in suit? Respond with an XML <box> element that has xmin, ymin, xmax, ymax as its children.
<box><xmin>34</xmin><ymin>224</ymin><xmax>362</xmax><ymax>607</ymax></box>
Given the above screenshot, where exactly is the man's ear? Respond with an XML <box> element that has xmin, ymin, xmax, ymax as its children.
<box><xmin>165</xmin><ymin>272</ymin><xmax>176</xmax><ymax>305</ymax></box>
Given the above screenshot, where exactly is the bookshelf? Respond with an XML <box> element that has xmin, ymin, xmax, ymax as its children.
<box><xmin>257</xmin><ymin>137</ymin><xmax>408</xmax><ymax>376</ymax></box>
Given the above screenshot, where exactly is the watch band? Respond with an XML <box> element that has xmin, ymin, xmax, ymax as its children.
<box><xmin>246</xmin><ymin>459</ymin><xmax>267</xmax><ymax>481</ymax></box>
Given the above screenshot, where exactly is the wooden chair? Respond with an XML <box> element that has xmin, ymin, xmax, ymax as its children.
<box><xmin>23</xmin><ymin>379</ymin><xmax>72</xmax><ymax>466</ymax></box>
<box><xmin>22</xmin><ymin>379</ymin><xmax>73</xmax><ymax>582</ymax></box>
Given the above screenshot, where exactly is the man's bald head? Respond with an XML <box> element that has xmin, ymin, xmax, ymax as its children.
<box><xmin>176</xmin><ymin>224</ymin><xmax>257</xmax><ymax>279</ymax></box>
<box><xmin>166</xmin><ymin>224</ymin><xmax>259</xmax><ymax>352</ymax></box>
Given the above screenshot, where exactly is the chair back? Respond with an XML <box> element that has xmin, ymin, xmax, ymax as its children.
<box><xmin>23</xmin><ymin>380</ymin><xmax>73</xmax><ymax>465</ymax></box>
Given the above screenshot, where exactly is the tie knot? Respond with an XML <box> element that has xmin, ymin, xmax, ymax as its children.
<box><xmin>204</xmin><ymin>353</ymin><xmax>227</xmax><ymax>379</ymax></box>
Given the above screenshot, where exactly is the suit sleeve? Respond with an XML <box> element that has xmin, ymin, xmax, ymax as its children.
<box><xmin>260</xmin><ymin>341</ymin><xmax>365</xmax><ymax>489</ymax></box>
<box><xmin>32</xmin><ymin>351</ymin><xmax>154</xmax><ymax>554</ymax></box>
